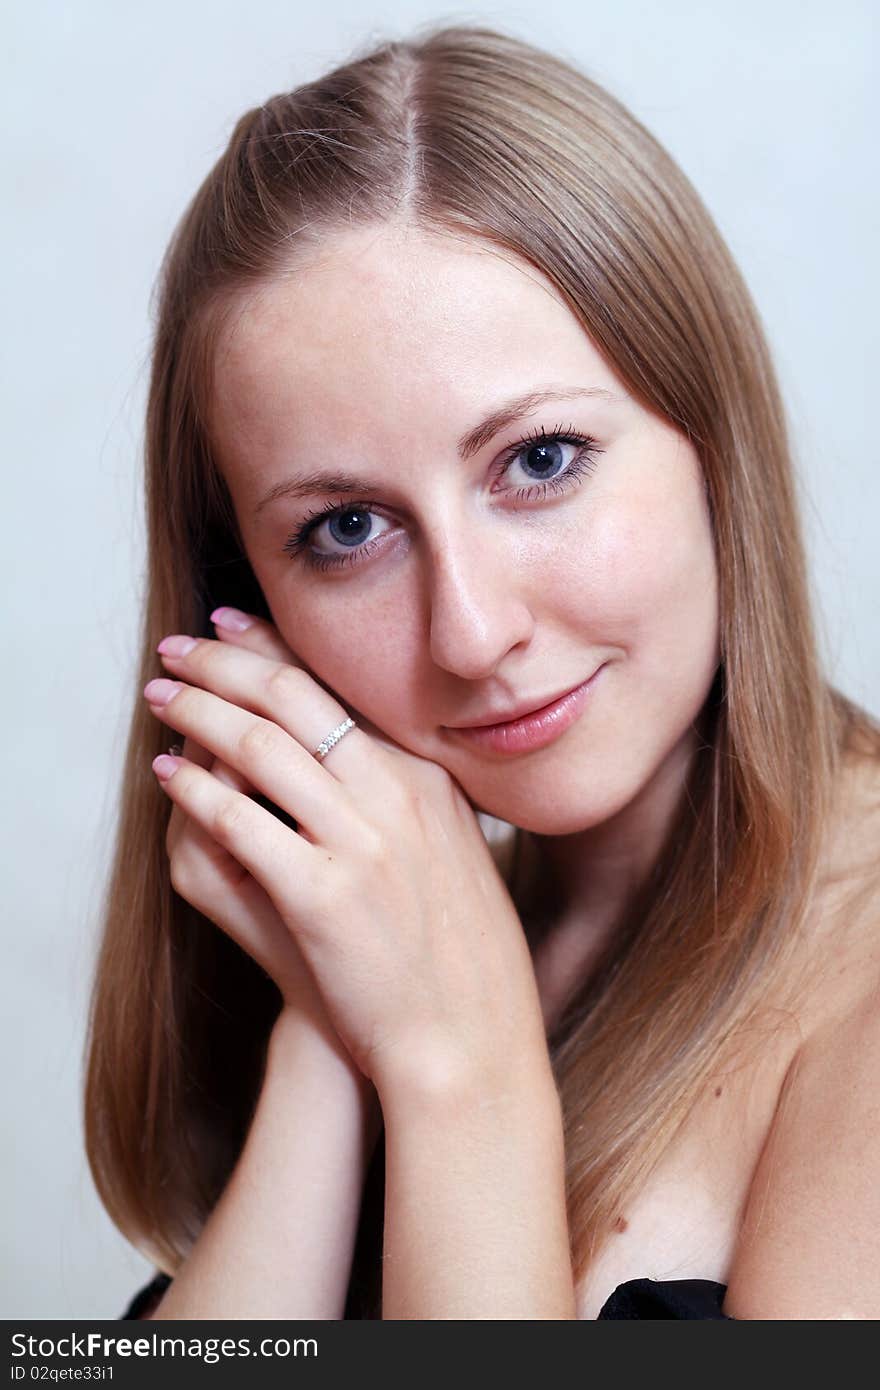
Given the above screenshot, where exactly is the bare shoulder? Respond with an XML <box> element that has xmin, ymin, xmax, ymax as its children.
<box><xmin>722</xmin><ymin>970</ymin><xmax>880</xmax><ymax>1317</ymax></box>
<box><xmin>796</xmin><ymin>749</ymin><xmax>880</xmax><ymax>1031</ymax></box>
<box><xmin>721</xmin><ymin>754</ymin><xmax>880</xmax><ymax>1319</ymax></box>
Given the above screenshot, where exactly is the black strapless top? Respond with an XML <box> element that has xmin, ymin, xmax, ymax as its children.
<box><xmin>120</xmin><ymin>1270</ymin><xmax>733</xmax><ymax>1320</ymax></box>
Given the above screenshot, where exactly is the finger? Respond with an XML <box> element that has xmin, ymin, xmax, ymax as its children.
<box><xmin>178</xmin><ymin>737</ymin><xmax>278</xmax><ymax>803</ymax></box>
<box><xmin>173</xmin><ymin>733</ymin><xmax>212</xmax><ymax>768</ymax></box>
<box><xmin>167</xmin><ymin>743</ymin><xmax>297</xmax><ymax>854</ymax></box>
<box><xmin>209</xmin><ymin>609</ymin><xmax>305</xmax><ymax>667</ymax></box>
<box><xmin>154</xmin><ymin>634</ymin><xmax>376</xmax><ymax>788</ymax></box>
<box><xmin>211</xmin><ymin>610</ymin><xmax>409</xmax><ymax>761</ymax></box>
<box><xmin>210</xmin><ymin>755</ymin><xmax>300</xmax><ymax>834</ymax></box>
<box><xmin>166</xmin><ymin>734</ymin><xmax>255</xmax><ymax>840</ymax></box>
<box><xmin>153</xmin><ymin>753</ymin><xmax>325</xmax><ymax>907</ymax></box>
<box><xmin>144</xmin><ymin>666</ymin><xmax>365</xmax><ymax>849</ymax></box>
<box><xmin>164</xmin><ymin>783</ymin><xmax>312</xmax><ymax>1003</ymax></box>
<box><xmin>146</xmin><ymin>675</ymin><xmax>361</xmax><ymax>846</ymax></box>
<box><xmin>165</xmin><ymin>735</ymin><xmax>205</xmax><ymax>855</ymax></box>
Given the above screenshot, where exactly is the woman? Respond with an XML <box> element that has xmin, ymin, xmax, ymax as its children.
<box><xmin>86</xmin><ymin>23</ymin><xmax>880</xmax><ymax>1320</ymax></box>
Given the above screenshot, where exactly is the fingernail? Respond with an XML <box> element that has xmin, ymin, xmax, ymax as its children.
<box><xmin>144</xmin><ymin>678</ymin><xmax>182</xmax><ymax>705</ymax></box>
<box><xmin>157</xmin><ymin>634</ymin><xmax>198</xmax><ymax>657</ymax></box>
<box><xmin>152</xmin><ymin>754</ymin><xmax>180</xmax><ymax>781</ymax></box>
<box><xmin>210</xmin><ymin>607</ymin><xmax>253</xmax><ymax>632</ymax></box>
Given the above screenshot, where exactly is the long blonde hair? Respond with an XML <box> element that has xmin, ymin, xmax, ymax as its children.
<box><xmin>83</xmin><ymin>22</ymin><xmax>880</xmax><ymax>1313</ymax></box>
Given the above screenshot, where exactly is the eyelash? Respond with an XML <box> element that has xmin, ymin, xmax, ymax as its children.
<box><xmin>281</xmin><ymin>423</ymin><xmax>604</xmax><ymax>573</ymax></box>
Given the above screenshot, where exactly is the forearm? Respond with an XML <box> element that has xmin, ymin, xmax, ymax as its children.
<box><xmin>150</xmin><ymin>1009</ymin><xmax>381</xmax><ymax>1320</ymax></box>
<box><xmin>380</xmin><ymin>1057</ymin><xmax>576</xmax><ymax>1319</ymax></box>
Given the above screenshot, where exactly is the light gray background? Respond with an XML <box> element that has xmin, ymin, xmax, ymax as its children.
<box><xmin>3</xmin><ymin>0</ymin><xmax>877</xmax><ymax>1318</ymax></box>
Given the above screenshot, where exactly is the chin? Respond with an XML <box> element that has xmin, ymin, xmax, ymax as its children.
<box><xmin>461</xmin><ymin>757</ymin><xmax>642</xmax><ymax>834</ymax></box>
<box><xmin>462</xmin><ymin>790</ymin><xmax>605</xmax><ymax>837</ymax></box>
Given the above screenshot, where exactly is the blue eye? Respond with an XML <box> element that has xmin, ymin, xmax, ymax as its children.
<box><xmin>502</xmin><ymin>426</ymin><xmax>599</xmax><ymax>499</ymax></box>
<box><xmin>282</xmin><ymin>424</ymin><xmax>603</xmax><ymax>574</ymax></box>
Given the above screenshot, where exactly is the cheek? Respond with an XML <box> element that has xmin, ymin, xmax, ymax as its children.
<box><xmin>593</xmin><ymin>482</ymin><xmax>720</xmax><ymax>702</ymax></box>
<box><xmin>269</xmin><ymin>581</ymin><xmax>424</xmax><ymax>726</ymax></box>
<box><xmin>529</xmin><ymin>495</ymin><xmax>666</xmax><ymax>637</ymax></box>
<box><xmin>577</xmin><ymin>459</ymin><xmax>715</xmax><ymax>617</ymax></box>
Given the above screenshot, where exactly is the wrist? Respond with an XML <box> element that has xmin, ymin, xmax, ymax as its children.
<box><xmin>269</xmin><ymin>1002</ymin><xmax>353</xmax><ymax>1074</ymax></box>
<box><xmin>268</xmin><ymin>1007</ymin><xmax>382</xmax><ymax>1142</ymax></box>
<box><xmin>376</xmin><ymin>1038</ymin><xmax>561</xmax><ymax>1130</ymax></box>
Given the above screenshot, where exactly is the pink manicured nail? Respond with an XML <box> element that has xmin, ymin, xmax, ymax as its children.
<box><xmin>152</xmin><ymin>754</ymin><xmax>179</xmax><ymax>781</ymax></box>
<box><xmin>144</xmin><ymin>678</ymin><xmax>182</xmax><ymax>705</ymax></box>
<box><xmin>157</xmin><ymin>634</ymin><xmax>198</xmax><ymax>657</ymax></box>
<box><xmin>210</xmin><ymin>607</ymin><xmax>253</xmax><ymax>632</ymax></box>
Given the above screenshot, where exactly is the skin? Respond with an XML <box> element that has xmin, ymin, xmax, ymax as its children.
<box><xmin>209</xmin><ymin>221</ymin><xmax>721</xmax><ymax>1018</ymax></box>
<box><xmin>143</xmin><ymin>222</ymin><xmax>880</xmax><ymax>1318</ymax></box>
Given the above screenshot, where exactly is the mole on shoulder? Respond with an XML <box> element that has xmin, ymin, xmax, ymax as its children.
<box><xmin>715</xmin><ymin>1086</ymin><xmax>723</xmax><ymax>1097</ymax></box>
<box><xmin>613</xmin><ymin>1214</ymin><xmax>628</xmax><ymax>1233</ymax></box>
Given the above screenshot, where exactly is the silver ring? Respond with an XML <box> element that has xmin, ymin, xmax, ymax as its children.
<box><xmin>313</xmin><ymin>715</ymin><xmax>356</xmax><ymax>761</ymax></box>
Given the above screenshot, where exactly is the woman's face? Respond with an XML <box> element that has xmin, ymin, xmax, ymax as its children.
<box><xmin>211</xmin><ymin>223</ymin><xmax>720</xmax><ymax>835</ymax></box>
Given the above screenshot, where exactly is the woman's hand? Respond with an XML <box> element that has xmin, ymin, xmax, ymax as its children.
<box><xmin>144</xmin><ymin>610</ymin><xmax>551</xmax><ymax>1102</ymax></box>
<box><xmin>157</xmin><ymin>615</ymin><xmax>344</xmax><ymax>1043</ymax></box>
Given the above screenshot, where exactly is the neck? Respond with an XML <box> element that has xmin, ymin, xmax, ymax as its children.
<box><xmin>510</xmin><ymin>718</ymin><xmax>709</xmax><ymax>1026</ymax></box>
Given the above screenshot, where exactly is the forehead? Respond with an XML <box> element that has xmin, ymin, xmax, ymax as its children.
<box><xmin>210</xmin><ymin>225</ymin><xmax>621</xmax><ymax>451</ymax></box>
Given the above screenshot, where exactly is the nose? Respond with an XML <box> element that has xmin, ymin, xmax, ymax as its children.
<box><xmin>425</xmin><ymin>524</ymin><xmax>535</xmax><ymax>680</ymax></box>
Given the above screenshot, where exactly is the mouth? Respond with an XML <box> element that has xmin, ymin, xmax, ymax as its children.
<box><xmin>444</xmin><ymin>663</ymin><xmax>607</xmax><ymax>756</ymax></box>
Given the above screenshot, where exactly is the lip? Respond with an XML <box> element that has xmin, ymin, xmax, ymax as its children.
<box><xmin>446</xmin><ymin>663</ymin><xmax>607</xmax><ymax>756</ymax></box>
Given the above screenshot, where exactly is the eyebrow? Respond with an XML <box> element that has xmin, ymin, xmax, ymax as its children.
<box><xmin>252</xmin><ymin>384</ymin><xmax>620</xmax><ymax>518</ymax></box>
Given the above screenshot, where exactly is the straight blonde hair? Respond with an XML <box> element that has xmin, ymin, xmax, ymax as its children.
<box><xmin>84</xmin><ymin>23</ymin><xmax>880</xmax><ymax>1315</ymax></box>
